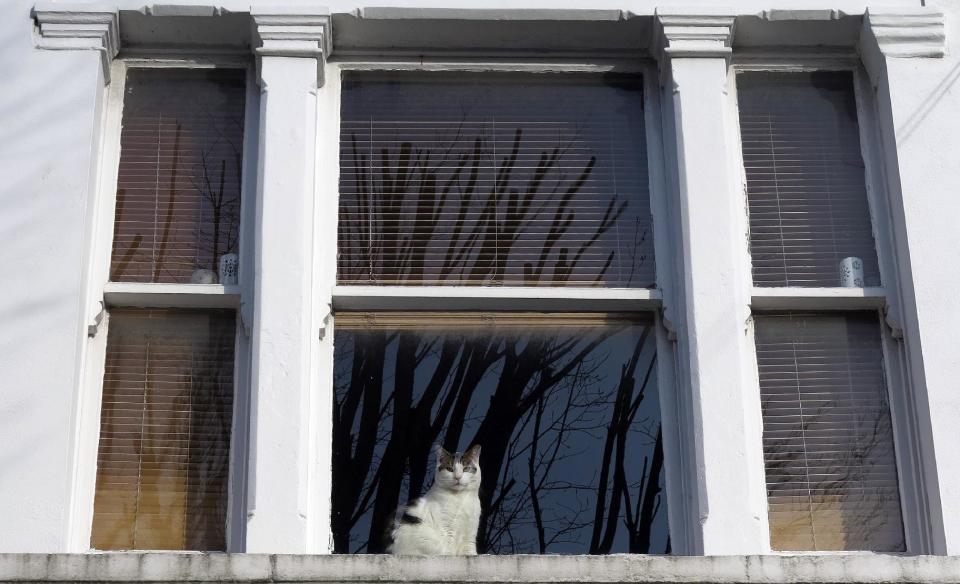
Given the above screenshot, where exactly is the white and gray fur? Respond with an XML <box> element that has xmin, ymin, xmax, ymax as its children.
<box><xmin>387</xmin><ymin>445</ymin><xmax>482</xmax><ymax>555</ymax></box>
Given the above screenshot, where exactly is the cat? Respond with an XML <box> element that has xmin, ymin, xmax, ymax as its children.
<box><xmin>387</xmin><ymin>444</ymin><xmax>482</xmax><ymax>555</ymax></box>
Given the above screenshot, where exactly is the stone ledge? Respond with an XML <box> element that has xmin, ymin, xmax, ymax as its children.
<box><xmin>2</xmin><ymin>554</ymin><xmax>960</xmax><ymax>584</ymax></box>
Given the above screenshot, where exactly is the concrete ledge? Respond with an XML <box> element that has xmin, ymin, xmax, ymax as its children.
<box><xmin>2</xmin><ymin>554</ymin><xmax>960</xmax><ymax>583</ymax></box>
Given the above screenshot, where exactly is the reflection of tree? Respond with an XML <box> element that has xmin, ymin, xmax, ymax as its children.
<box><xmin>111</xmin><ymin>76</ymin><xmax>244</xmax><ymax>283</ymax></box>
<box><xmin>339</xmin><ymin>120</ymin><xmax>647</xmax><ymax>286</ymax></box>
<box><xmin>334</xmin><ymin>84</ymin><xmax>658</xmax><ymax>553</ymax></box>
<box><xmin>759</xmin><ymin>318</ymin><xmax>904</xmax><ymax>552</ymax></box>
<box><xmin>184</xmin><ymin>313</ymin><xmax>236</xmax><ymax>550</ymax></box>
<box><xmin>192</xmin><ymin>110</ymin><xmax>243</xmax><ymax>274</ymax></box>
<box><xmin>332</xmin><ymin>320</ymin><xmax>667</xmax><ymax>554</ymax></box>
<box><xmin>763</xmin><ymin>395</ymin><xmax>900</xmax><ymax>550</ymax></box>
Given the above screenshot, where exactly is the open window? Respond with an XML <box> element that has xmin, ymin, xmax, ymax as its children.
<box><xmin>331</xmin><ymin>71</ymin><xmax>669</xmax><ymax>554</ymax></box>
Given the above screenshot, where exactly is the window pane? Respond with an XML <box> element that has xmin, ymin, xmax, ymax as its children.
<box><xmin>91</xmin><ymin>308</ymin><xmax>236</xmax><ymax>550</ymax></box>
<box><xmin>110</xmin><ymin>69</ymin><xmax>246</xmax><ymax>284</ymax></box>
<box><xmin>738</xmin><ymin>72</ymin><xmax>880</xmax><ymax>288</ymax></box>
<box><xmin>755</xmin><ymin>313</ymin><xmax>904</xmax><ymax>551</ymax></box>
<box><xmin>332</xmin><ymin>313</ymin><xmax>668</xmax><ymax>554</ymax></box>
<box><xmin>338</xmin><ymin>72</ymin><xmax>654</xmax><ymax>287</ymax></box>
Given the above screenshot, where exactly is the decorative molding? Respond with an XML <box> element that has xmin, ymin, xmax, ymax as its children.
<box><xmin>251</xmin><ymin>7</ymin><xmax>332</xmax><ymax>86</ymax></box>
<box><xmin>653</xmin><ymin>9</ymin><xmax>736</xmax><ymax>61</ymax></box>
<box><xmin>759</xmin><ymin>9</ymin><xmax>842</xmax><ymax>22</ymax></box>
<box><xmin>86</xmin><ymin>300</ymin><xmax>104</xmax><ymax>337</ymax></box>
<box><xmin>863</xmin><ymin>8</ymin><xmax>946</xmax><ymax>59</ymax></box>
<box><xmin>33</xmin><ymin>3</ymin><xmax>120</xmax><ymax>84</ymax></box>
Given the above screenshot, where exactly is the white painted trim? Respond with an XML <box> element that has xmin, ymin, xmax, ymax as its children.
<box><xmin>33</xmin><ymin>3</ymin><xmax>120</xmax><ymax>84</ymax></box>
<box><xmin>653</xmin><ymin>9</ymin><xmax>736</xmax><ymax>62</ymax></box>
<box><xmin>654</xmin><ymin>27</ymin><xmax>769</xmax><ymax>553</ymax></box>
<box><xmin>863</xmin><ymin>8</ymin><xmax>946</xmax><ymax>59</ymax></box>
<box><xmin>332</xmin><ymin>286</ymin><xmax>662</xmax><ymax>312</ymax></box>
<box><xmin>103</xmin><ymin>283</ymin><xmax>242</xmax><ymax>308</ymax></box>
<box><xmin>332</xmin><ymin>56</ymin><xmax>646</xmax><ymax>72</ymax></box>
<box><xmin>324</xmin><ymin>59</ymin><xmax>678</xmax><ymax>554</ymax></box>
<box><xmin>750</xmin><ymin>287</ymin><xmax>887</xmax><ymax>311</ymax></box>
<box><xmin>642</xmin><ymin>60</ymin><xmax>692</xmax><ymax>553</ymax></box>
<box><xmin>723</xmin><ymin>61</ymin><xmax>772</xmax><ymax>558</ymax></box>
<box><xmin>356</xmin><ymin>7</ymin><xmax>628</xmax><ymax>21</ymax></box>
<box><xmin>251</xmin><ymin>8</ymin><xmax>332</xmax><ymax>86</ymax></box>
<box><xmin>223</xmin><ymin>63</ymin><xmax>260</xmax><ymax>553</ymax></box>
<box><xmin>311</xmin><ymin>59</ymin><xmax>343</xmax><ymax>554</ymax></box>
<box><xmin>70</xmin><ymin>56</ymin><xmax>257</xmax><ymax>553</ymax></box>
<box><xmin>729</xmin><ymin>57</ymin><xmax>935</xmax><ymax>554</ymax></box>
<box><xmin>65</xmin><ymin>56</ymin><xmax>126</xmax><ymax>553</ymax></box>
<box><xmin>856</xmin><ymin>29</ymin><xmax>948</xmax><ymax>554</ymax></box>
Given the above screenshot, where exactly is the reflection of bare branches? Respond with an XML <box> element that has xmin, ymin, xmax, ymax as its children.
<box><xmin>111</xmin><ymin>72</ymin><xmax>245</xmax><ymax>283</ymax></box>
<box><xmin>759</xmin><ymin>317</ymin><xmax>903</xmax><ymax>551</ymax></box>
<box><xmin>333</xmin><ymin>321</ymin><xmax>668</xmax><ymax>554</ymax></box>
<box><xmin>340</xmin><ymin>119</ymin><xmax>642</xmax><ymax>287</ymax></box>
<box><xmin>152</xmin><ymin>123</ymin><xmax>181</xmax><ymax>282</ymax></box>
<box><xmin>110</xmin><ymin>188</ymin><xmax>142</xmax><ymax>280</ymax></box>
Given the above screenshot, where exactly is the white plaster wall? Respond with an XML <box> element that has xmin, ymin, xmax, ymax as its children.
<box><xmin>887</xmin><ymin>0</ymin><xmax>960</xmax><ymax>555</ymax></box>
<box><xmin>1</xmin><ymin>0</ymin><xmax>959</xmax><ymax>557</ymax></box>
<box><xmin>0</xmin><ymin>0</ymin><xmax>106</xmax><ymax>552</ymax></box>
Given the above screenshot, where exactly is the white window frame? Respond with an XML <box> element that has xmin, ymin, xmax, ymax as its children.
<box><xmin>728</xmin><ymin>53</ymin><xmax>935</xmax><ymax>554</ymax></box>
<box><xmin>317</xmin><ymin>56</ymin><xmax>692</xmax><ymax>554</ymax></box>
<box><xmin>68</xmin><ymin>55</ymin><xmax>258</xmax><ymax>553</ymax></box>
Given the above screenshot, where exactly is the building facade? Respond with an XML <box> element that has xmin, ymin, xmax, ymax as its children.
<box><xmin>1</xmin><ymin>0</ymin><xmax>959</xmax><ymax>580</ymax></box>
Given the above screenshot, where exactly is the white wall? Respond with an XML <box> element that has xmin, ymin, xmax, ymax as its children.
<box><xmin>884</xmin><ymin>0</ymin><xmax>960</xmax><ymax>554</ymax></box>
<box><xmin>0</xmin><ymin>0</ymin><xmax>106</xmax><ymax>552</ymax></box>
<box><xmin>1</xmin><ymin>0</ymin><xmax>959</xmax><ymax>555</ymax></box>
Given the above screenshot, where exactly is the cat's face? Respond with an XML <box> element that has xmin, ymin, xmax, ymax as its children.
<box><xmin>435</xmin><ymin>445</ymin><xmax>481</xmax><ymax>492</ymax></box>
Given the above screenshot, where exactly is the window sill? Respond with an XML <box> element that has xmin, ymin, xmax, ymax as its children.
<box><xmin>3</xmin><ymin>553</ymin><xmax>957</xmax><ymax>583</ymax></box>
<box><xmin>332</xmin><ymin>285</ymin><xmax>662</xmax><ymax>312</ymax></box>
<box><xmin>104</xmin><ymin>282</ymin><xmax>242</xmax><ymax>308</ymax></box>
<box><xmin>751</xmin><ymin>286</ymin><xmax>886</xmax><ymax>311</ymax></box>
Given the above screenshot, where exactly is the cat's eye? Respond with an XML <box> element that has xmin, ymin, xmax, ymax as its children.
<box><xmin>464</xmin><ymin>465</ymin><xmax>477</xmax><ymax>473</ymax></box>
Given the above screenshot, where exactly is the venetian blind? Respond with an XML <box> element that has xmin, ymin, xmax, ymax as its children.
<box><xmin>755</xmin><ymin>313</ymin><xmax>904</xmax><ymax>551</ymax></box>
<box><xmin>738</xmin><ymin>72</ymin><xmax>880</xmax><ymax>287</ymax></box>
<box><xmin>110</xmin><ymin>69</ymin><xmax>246</xmax><ymax>284</ymax></box>
<box><xmin>91</xmin><ymin>308</ymin><xmax>236</xmax><ymax>551</ymax></box>
<box><xmin>338</xmin><ymin>72</ymin><xmax>654</xmax><ymax>288</ymax></box>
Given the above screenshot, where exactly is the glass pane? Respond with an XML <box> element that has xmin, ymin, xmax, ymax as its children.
<box><xmin>110</xmin><ymin>69</ymin><xmax>246</xmax><ymax>284</ymax></box>
<box><xmin>332</xmin><ymin>313</ymin><xmax>668</xmax><ymax>554</ymax></box>
<box><xmin>91</xmin><ymin>308</ymin><xmax>236</xmax><ymax>550</ymax></box>
<box><xmin>738</xmin><ymin>72</ymin><xmax>880</xmax><ymax>288</ymax></box>
<box><xmin>755</xmin><ymin>313</ymin><xmax>904</xmax><ymax>551</ymax></box>
<box><xmin>338</xmin><ymin>72</ymin><xmax>654</xmax><ymax>288</ymax></box>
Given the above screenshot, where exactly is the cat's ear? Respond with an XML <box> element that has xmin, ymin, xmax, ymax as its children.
<box><xmin>464</xmin><ymin>444</ymin><xmax>481</xmax><ymax>464</ymax></box>
<box><xmin>435</xmin><ymin>444</ymin><xmax>453</xmax><ymax>466</ymax></box>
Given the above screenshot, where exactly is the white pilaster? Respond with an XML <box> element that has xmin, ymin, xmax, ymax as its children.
<box><xmin>246</xmin><ymin>7</ymin><xmax>331</xmax><ymax>553</ymax></box>
<box><xmin>859</xmin><ymin>7</ymin><xmax>951</xmax><ymax>555</ymax></box>
<box><xmin>654</xmin><ymin>9</ymin><xmax>769</xmax><ymax>555</ymax></box>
